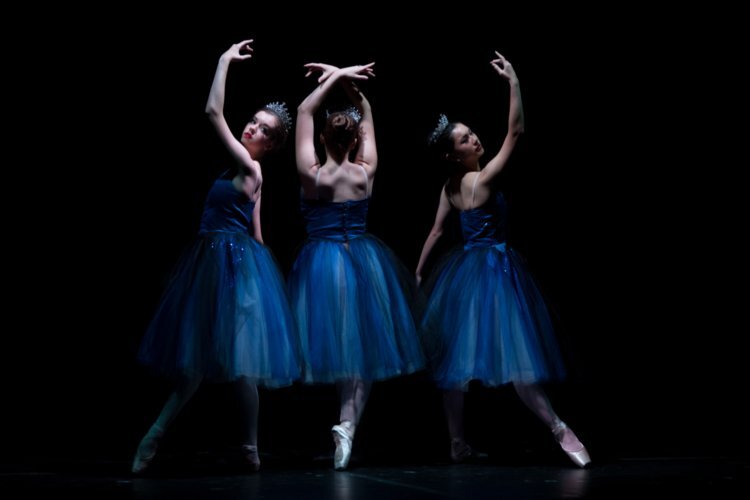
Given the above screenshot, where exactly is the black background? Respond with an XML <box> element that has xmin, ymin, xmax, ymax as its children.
<box><xmin>5</xmin><ymin>5</ymin><xmax>746</xmax><ymax>467</ymax></box>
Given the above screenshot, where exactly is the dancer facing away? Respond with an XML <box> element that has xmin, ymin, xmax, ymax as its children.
<box><xmin>415</xmin><ymin>51</ymin><xmax>591</xmax><ymax>468</ymax></box>
<box><xmin>288</xmin><ymin>62</ymin><xmax>425</xmax><ymax>470</ymax></box>
<box><xmin>132</xmin><ymin>40</ymin><xmax>300</xmax><ymax>474</ymax></box>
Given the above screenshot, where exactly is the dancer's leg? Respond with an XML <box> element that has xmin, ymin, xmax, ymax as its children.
<box><xmin>132</xmin><ymin>375</ymin><xmax>203</xmax><ymax>473</ymax></box>
<box><xmin>443</xmin><ymin>388</ymin><xmax>472</xmax><ymax>461</ymax></box>
<box><xmin>513</xmin><ymin>382</ymin><xmax>590</xmax><ymax>467</ymax></box>
<box><xmin>237</xmin><ymin>377</ymin><xmax>260</xmax><ymax>471</ymax></box>
<box><xmin>332</xmin><ymin>379</ymin><xmax>371</xmax><ymax>470</ymax></box>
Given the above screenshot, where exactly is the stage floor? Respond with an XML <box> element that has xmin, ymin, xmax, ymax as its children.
<box><xmin>2</xmin><ymin>453</ymin><xmax>748</xmax><ymax>499</ymax></box>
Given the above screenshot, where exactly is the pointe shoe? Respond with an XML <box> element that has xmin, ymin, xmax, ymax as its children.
<box><xmin>331</xmin><ymin>423</ymin><xmax>354</xmax><ymax>470</ymax></box>
<box><xmin>132</xmin><ymin>426</ymin><xmax>164</xmax><ymax>474</ymax></box>
<box><xmin>551</xmin><ymin>421</ymin><xmax>591</xmax><ymax>468</ymax></box>
<box><xmin>241</xmin><ymin>444</ymin><xmax>261</xmax><ymax>472</ymax></box>
<box><xmin>450</xmin><ymin>438</ymin><xmax>474</xmax><ymax>463</ymax></box>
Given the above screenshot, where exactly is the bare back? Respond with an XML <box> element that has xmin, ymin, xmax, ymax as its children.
<box><xmin>310</xmin><ymin>161</ymin><xmax>371</xmax><ymax>202</ymax></box>
<box><xmin>446</xmin><ymin>170</ymin><xmax>492</xmax><ymax>211</ymax></box>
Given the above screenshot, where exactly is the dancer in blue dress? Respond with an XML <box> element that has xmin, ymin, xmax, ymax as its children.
<box><xmin>289</xmin><ymin>62</ymin><xmax>424</xmax><ymax>470</ymax></box>
<box><xmin>132</xmin><ymin>40</ymin><xmax>299</xmax><ymax>474</ymax></box>
<box><xmin>416</xmin><ymin>51</ymin><xmax>590</xmax><ymax>468</ymax></box>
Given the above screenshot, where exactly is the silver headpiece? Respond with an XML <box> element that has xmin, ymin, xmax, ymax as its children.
<box><xmin>264</xmin><ymin>101</ymin><xmax>293</xmax><ymax>133</ymax></box>
<box><xmin>326</xmin><ymin>106</ymin><xmax>362</xmax><ymax>124</ymax></box>
<box><xmin>428</xmin><ymin>114</ymin><xmax>450</xmax><ymax>145</ymax></box>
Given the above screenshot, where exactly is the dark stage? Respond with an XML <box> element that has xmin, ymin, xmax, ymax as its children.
<box><xmin>5</xmin><ymin>5</ymin><xmax>747</xmax><ymax>498</ymax></box>
<box><xmin>3</xmin><ymin>457</ymin><xmax>749</xmax><ymax>499</ymax></box>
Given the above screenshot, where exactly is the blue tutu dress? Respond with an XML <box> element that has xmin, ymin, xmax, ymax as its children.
<box><xmin>288</xmin><ymin>189</ymin><xmax>425</xmax><ymax>383</ymax></box>
<box><xmin>421</xmin><ymin>191</ymin><xmax>566</xmax><ymax>390</ymax></box>
<box><xmin>137</xmin><ymin>178</ymin><xmax>301</xmax><ymax>387</ymax></box>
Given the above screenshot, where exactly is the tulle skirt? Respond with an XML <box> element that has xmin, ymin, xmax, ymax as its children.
<box><xmin>421</xmin><ymin>243</ymin><xmax>566</xmax><ymax>390</ymax></box>
<box><xmin>288</xmin><ymin>234</ymin><xmax>425</xmax><ymax>383</ymax></box>
<box><xmin>137</xmin><ymin>231</ymin><xmax>301</xmax><ymax>387</ymax></box>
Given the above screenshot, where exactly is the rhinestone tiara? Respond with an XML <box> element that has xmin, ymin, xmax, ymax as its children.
<box><xmin>263</xmin><ymin>101</ymin><xmax>292</xmax><ymax>133</ymax></box>
<box><xmin>428</xmin><ymin>114</ymin><xmax>450</xmax><ymax>145</ymax></box>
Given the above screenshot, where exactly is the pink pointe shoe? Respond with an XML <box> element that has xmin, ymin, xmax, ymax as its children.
<box><xmin>241</xmin><ymin>444</ymin><xmax>261</xmax><ymax>472</ymax></box>
<box><xmin>551</xmin><ymin>421</ymin><xmax>591</xmax><ymax>468</ymax></box>
<box><xmin>131</xmin><ymin>425</ymin><xmax>164</xmax><ymax>474</ymax></box>
<box><xmin>331</xmin><ymin>422</ymin><xmax>354</xmax><ymax>470</ymax></box>
<box><xmin>450</xmin><ymin>438</ymin><xmax>474</xmax><ymax>463</ymax></box>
